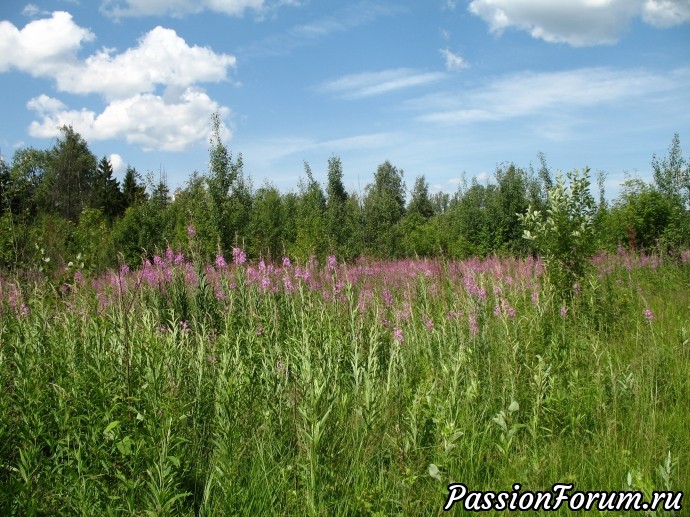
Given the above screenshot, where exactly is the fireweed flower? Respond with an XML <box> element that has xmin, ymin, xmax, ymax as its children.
<box><xmin>232</xmin><ymin>247</ymin><xmax>247</xmax><ymax>265</ymax></box>
<box><xmin>180</xmin><ymin>321</ymin><xmax>191</xmax><ymax>334</ymax></box>
<box><xmin>560</xmin><ymin>306</ymin><xmax>568</xmax><ymax>318</ymax></box>
<box><xmin>327</xmin><ymin>255</ymin><xmax>337</xmax><ymax>272</ymax></box>
<box><xmin>468</xmin><ymin>314</ymin><xmax>479</xmax><ymax>335</ymax></box>
<box><xmin>644</xmin><ymin>308</ymin><xmax>655</xmax><ymax>322</ymax></box>
<box><xmin>424</xmin><ymin>318</ymin><xmax>434</xmax><ymax>330</ymax></box>
<box><xmin>215</xmin><ymin>254</ymin><xmax>227</xmax><ymax>269</ymax></box>
<box><xmin>393</xmin><ymin>327</ymin><xmax>404</xmax><ymax>343</ymax></box>
<box><xmin>282</xmin><ymin>256</ymin><xmax>291</xmax><ymax>268</ymax></box>
<box><xmin>187</xmin><ymin>225</ymin><xmax>196</xmax><ymax>237</ymax></box>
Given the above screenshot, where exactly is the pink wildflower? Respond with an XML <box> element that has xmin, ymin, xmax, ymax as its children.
<box><xmin>187</xmin><ymin>225</ymin><xmax>196</xmax><ymax>237</ymax></box>
<box><xmin>644</xmin><ymin>308</ymin><xmax>654</xmax><ymax>322</ymax></box>
<box><xmin>215</xmin><ymin>254</ymin><xmax>227</xmax><ymax>269</ymax></box>
<box><xmin>468</xmin><ymin>314</ymin><xmax>479</xmax><ymax>335</ymax></box>
<box><xmin>393</xmin><ymin>327</ymin><xmax>404</xmax><ymax>343</ymax></box>
<box><xmin>232</xmin><ymin>247</ymin><xmax>247</xmax><ymax>265</ymax></box>
<box><xmin>560</xmin><ymin>306</ymin><xmax>568</xmax><ymax>318</ymax></box>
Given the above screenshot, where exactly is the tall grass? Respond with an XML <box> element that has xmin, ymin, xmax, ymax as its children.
<box><xmin>1</xmin><ymin>249</ymin><xmax>688</xmax><ymax>515</ymax></box>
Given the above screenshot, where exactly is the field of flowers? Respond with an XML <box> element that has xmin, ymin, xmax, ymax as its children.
<box><xmin>1</xmin><ymin>248</ymin><xmax>689</xmax><ymax>515</ymax></box>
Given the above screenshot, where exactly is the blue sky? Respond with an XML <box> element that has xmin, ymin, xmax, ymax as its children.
<box><xmin>1</xmin><ymin>0</ymin><xmax>689</xmax><ymax>199</ymax></box>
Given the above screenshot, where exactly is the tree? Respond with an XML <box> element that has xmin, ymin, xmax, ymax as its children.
<box><xmin>44</xmin><ymin>125</ymin><xmax>98</xmax><ymax>222</ymax></box>
<box><xmin>325</xmin><ymin>155</ymin><xmax>349</xmax><ymax>256</ymax></box>
<box><xmin>652</xmin><ymin>133</ymin><xmax>688</xmax><ymax>205</ymax></box>
<box><xmin>249</xmin><ymin>183</ymin><xmax>285</xmax><ymax>259</ymax></box>
<box><xmin>206</xmin><ymin>112</ymin><xmax>245</xmax><ymax>253</ymax></box>
<box><xmin>293</xmin><ymin>161</ymin><xmax>327</xmax><ymax>260</ymax></box>
<box><xmin>92</xmin><ymin>156</ymin><xmax>125</xmax><ymax>220</ymax></box>
<box><xmin>519</xmin><ymin>168</ymin><xmax>597</xmax><ymax>299</ymax></box>
<box><xmin>407</xmin><ymin>175</ymin><xmax>434</xmax><ymax>220</ymax></box>
<box><xmin>122</xmin><ymin>165</ymin><xmax>147</xmax><ymax>208</ymax></box>
<box><xmin>363</xmin><ymin>161</ymin><xmax>405</xmax><ymax>257</ymax></box>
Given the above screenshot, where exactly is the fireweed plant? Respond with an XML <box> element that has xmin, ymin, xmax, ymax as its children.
<box><xmin>0</xmin><ymin>247</ymin><xmax>688</xmax><ymax>515</ymax></box>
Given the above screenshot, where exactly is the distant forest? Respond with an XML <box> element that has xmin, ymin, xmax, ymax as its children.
<box><xmin>1</xmin><ymin>115</ymin><xmax>688</xmax><ymax>273</ymax></box>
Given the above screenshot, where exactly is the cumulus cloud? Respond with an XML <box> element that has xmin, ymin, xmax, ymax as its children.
<box><xmin>28</xmin><ymin>89</ymin><xmax>230</xmax><ymax>152</ymax></box>
<box><xmin>100</xmin><ymin>0</ymin><xmax>266</xmax><ymax>18</ymax></box>
<box><xmin>0</xmin><ymin>11</ymin><xmax>94</xmax><ymax>75</ymax></box>
<box><xmin>109</xmin><ymin>153</ymin><xmax>125</xmax><ymax>175</ymax></box>
<box><xmin>318</xmin><ymin>68</ymin><xmax>446</xmax><ymax>99</ymax></box>
<box><xmin>468</xmin><ymin>0</ymin><xmax>690</xmax><ymax>46</ymax></box>
<box><xmin>57</xmin><ymin>26</ymin><xmax>236</xmax><ymax>100</ymax></box>
<box><xmin>1</xmin><ymin>12</ymin><xmax>236</xmax><ymax>151</ymax></box>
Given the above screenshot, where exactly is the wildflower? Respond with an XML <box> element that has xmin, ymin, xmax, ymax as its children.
<box><xmin>215</xmin><ymin>254</ymin><xmax>227</xmax><ymax>269</ymax></box>
<box><xmin>468</xmin><ymin>314</ymin><xmax>479</xmax><ymax>335</ymax></box>
<box><xmin>232</xmin><ymin>247</ymin><xmax>247</xmax><ymax>265</ymax></box>
<box><xmin>560</xmin><ymin>306</ymin><xmax>568</xmax><ymax>318</ymax></box>
<box><xmin>327</xmin><ymin>255</ymin><xmax>337</xmax><ymax>272</ymax></box>
<box><xmin>282</xmin><ymin>256</ymin><xmax>291</xmax><ymax>268</ymax></box>
<box><xmin>180</xmin><ymin>321</ymin><xmax>191</xmax><ymax>334</ymax></box>
<box><xmin>187</xmin><ymin>225</ymin><xmax>196</xmax><ymax>237</ymax></box>
<box><xmin>120</xmin><ymin>264</ymin><xmax>130</xmax><ymax>275</ymax></box>
<box><xmin>74</xmin><ymin>270</ymin><xmax>84</xmax><ymax>283</ymax></box>
<box><xmin>644</xmin><ymin>308</ymin><xmax>655</xmax><ymax>322</ymax></box>
<box><xmin>393</xmin><ymin>327</ymin><xmax>404</xmax><ymax>343</ymax></box>
<box><xmin>681</xmin><ymin>250</ymin><xmax>690</xmax><ymax>265</ymax></box>
<box><xmin>531</xmin><ymin>290</ymin><xmax>539</xmax><ymax>306</ymax></box>
<box><xmin>424</xmin><ymin>318</ymin><xmax>434</xmax><ymax>330</ymax></box>
<box><xmin>283</xmin><ymin>275</ymin><xmax>294</xmax><ymax>293</ymax></box>
<box><xmin>19</xmin><ymin>303</ymin><xmax>30</xmax><ymax>318</ymax></box>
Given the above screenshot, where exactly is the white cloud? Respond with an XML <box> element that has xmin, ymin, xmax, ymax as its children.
<box><xmin>22</xmin><ymin>4</ymin><xmax>42</xmax><ymax>17</ymax></box>
<box><xmin>57</xmin><ymin>26</ymin><xmax>236</xmax><ymax>100</ymax></box>
<box><xmin>440</xmin><ymin>48</ymin><xmax>468</xmax><ymax>71</ymax></box>
<box><xmin>318</xmin><ymin>68</ymin><xmax>446</xmax><ymax>99</ymax></box>
<box><xmin>1</xmin><ymin>13</ymin><xmax>236</xmax><ymax>151</ymax></box>
<box><xmin>28</xmin><ymin>89</ymin><xmax>230</xmax><ymax>151</ymax></box>
<box><xmin>0</xmin><ymin>11</ymin><xmax>94</xmax><ymax>75</ymax></box>
<box><xmin>415</xmin><ymin>67</ymin><xmax>688</xmax><ymax>124</ymax></box>
<box><xmin>642</xmin><ymin>0</ymin><xmax>690</xmax><ymax>27</ymax></box>
<box><xmin>109</xmin><ymin>153</ymin><xmax>125</xmax><ymax>175</ymax></box>
<box><xmin>468</xmin><ymin>0</ymin><xmax>690</xmax><ymax>46</ymax></box>
<box><xmin>100</xmin><ymin>0</ymin><xmax>267</xmax><ymax>18</ymax></box>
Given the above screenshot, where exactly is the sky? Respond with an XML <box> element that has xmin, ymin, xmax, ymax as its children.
<box><xmin>1</xmin><ymin>0</ymin><xmax>689</xmax><ymax>200</ymax></box>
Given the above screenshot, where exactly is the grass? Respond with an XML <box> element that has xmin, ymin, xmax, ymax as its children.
<box><xmin>0</xmin><ymin>249</ymin><xmax>688</xmax><ymax>515</ymax></box>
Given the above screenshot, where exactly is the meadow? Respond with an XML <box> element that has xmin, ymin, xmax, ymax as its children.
<box><xmin>0</xmin><ymin>247</ymin><xmax>688</xmax><ymax>515</ymax></box>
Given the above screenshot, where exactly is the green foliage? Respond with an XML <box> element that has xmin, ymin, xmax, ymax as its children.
<box><xmin>92</xmin><ymin>156</ymin><xmax>125</xmax><ymax>221</ymax></box>
<box><xmin>122</xmin><ymin>165</ymin><xmax>148</xmax><ymax>208</ymax></box>
<box><xmin>608</xmin><ymin>179</ymin><xmax>676</xmax><ymax>250</ymax></box>
<box><xmin>407</xmin><ymin>175</ymin><xmax>434</xmax><ymax>220</ymax></box>
<box><xmin>249</xmin><ymin>183</ymin><xmax>285</xmax><ymax>259</ymax></box>
<box><xmin>44</xmin><ymin>125</ymin><xmax>98</xmax><ymax>222</ymax></box>
<box><xmin>363</xmin><ymin>161</ymin><xmax>406</xmax><ymax>257</ymax></box>
<box><xmin>519</xmin><ymin>168</ymin><xmax>596</xmax><ymax>298</ymax></box>
<box><xmin>293</xmin><ymin>162</ymin><xmax>327</xmax><ymax>260</ymax></box>
<box><xmin>73</xmin><ymin>207</ymin><xmax>117</xmax><ymax>271</ymax></box>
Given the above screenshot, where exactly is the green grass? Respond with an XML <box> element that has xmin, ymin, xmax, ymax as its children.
<box><xmin>0</xmin><ymin>252</ymin><xmax>688</xmax><ymax>515</ymax></box>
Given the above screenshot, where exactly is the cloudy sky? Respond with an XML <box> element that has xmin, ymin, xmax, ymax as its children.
<box><xmin>1</xmin><ymin>1</ymin><xmax>689</xmax><ymax>198</ymax></box>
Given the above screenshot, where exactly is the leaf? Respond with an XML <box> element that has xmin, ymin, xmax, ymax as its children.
<box><xmin>103</xmin><ymin>420</ymin><xmax>120</xmax><ymax>438</ymax></box>
<box><xmin>428</xmin><ymin>463</ymin><xmax>441</xmax><ymax>481</ymax></box>
<box><xmin>508</xmin><ymin>400</ymin><xmax>519</xmax><ymax>413</ymax></box>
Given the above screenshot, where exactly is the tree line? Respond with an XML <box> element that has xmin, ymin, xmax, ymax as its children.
<box><xmin>1</xmin><ymin>116</ymin><xmax>688</xmax><ymax>273</ymax></box>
